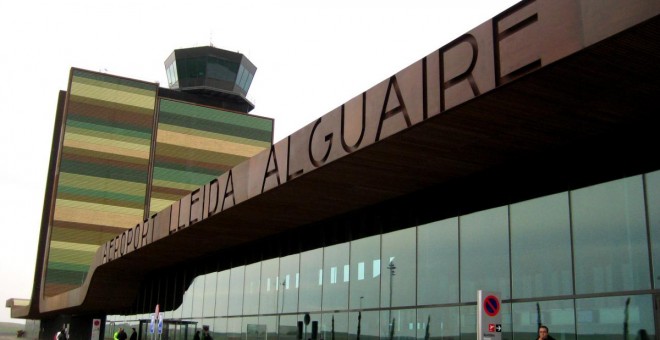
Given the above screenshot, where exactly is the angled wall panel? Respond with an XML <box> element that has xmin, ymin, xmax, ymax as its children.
<box><xmin>44</xmin><ymin>69</ymin><xmax>158</xmax><ymax>296</ymax></box>
<box><xmin>149</xmin><ymin>99</ymin><xmax>273</xmax><ymax>215</ymax></box>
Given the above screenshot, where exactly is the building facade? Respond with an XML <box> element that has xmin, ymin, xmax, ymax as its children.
<box><xmin>107</xmin><ymin>169</ymin><xmax>660</xmax><ymax>340</ymax></box>
<box><xmin>7</xmin><ymin>1</ymin><xmax>660</xmax><ymax>340</ymax></box>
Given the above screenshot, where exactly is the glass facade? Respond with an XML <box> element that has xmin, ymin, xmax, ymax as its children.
<box><xmin>107</xmin><ymin>170</ymin><xmax>660</xmax><ymax>340</ymax></box>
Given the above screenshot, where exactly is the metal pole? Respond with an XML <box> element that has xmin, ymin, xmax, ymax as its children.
<box><xmin>387</xmin><ymin>261</ymin><xmax>396</xmax><ymax>339</ymax></box>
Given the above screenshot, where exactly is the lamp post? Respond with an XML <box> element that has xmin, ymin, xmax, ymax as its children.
<box><xmin>387</xmin><ymin>261</ymin><xmax>396</xmax><ymax>339</ymax></box>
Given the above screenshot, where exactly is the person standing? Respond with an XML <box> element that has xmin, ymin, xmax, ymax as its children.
<box><xmin>203</xmin><ymin>325</ymin><xmax>213</xmax><ymax>340</ymax></box>
<box><xmin>129</xmin><ymin>328</ymin><xmax>137</xmax><ymax>340</ymax></box>
<box><xmin>117</xmin><ymin>328</ymin><xmax>128</xmax><ymax>340</ymax></box>
<box><xmin>537</xmin><ymin>325</ymin><xmax>556</xmax><ymax>340</ymax></box>
<box><xmin>56</xmin><ymin>327</ymin><xmax>67</xmax><ymax>340</ymax></box>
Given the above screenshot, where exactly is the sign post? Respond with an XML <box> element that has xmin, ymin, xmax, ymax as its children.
<box><xmin>477</xmin><ymin>291</ymin><xmax>502</xmax><ymax>340</ymax></box>
<box><xmin>90</xmin><ymin>319</ymin><xmax>101</xmax><ymax>340</ymax></box>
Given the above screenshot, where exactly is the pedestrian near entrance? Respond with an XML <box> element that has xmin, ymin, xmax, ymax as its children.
<box><xmin>194</xmin><ymin>330</ymin><xmax>201</xmax><ymax>340</ymax></box>
<box><xmin>117</xmin><ymin>328</ymin><xmax>128</xmax><ymax>340</ymax></box>
<box><xmin>537</xmin><ymin>325</ymin><xmax>555</xmax><ymax>340</ymax></box>
<box><xmin>130</xmin><ymin>328</ymin><xmax>137</xmax><ymax>340</ymax></box>
<box><xmin>203</xmin><ymin>325</ymin><xmax>213</xmax><ymax>340</ymax></box>
<box><xmin>55</xmin><ymin>327</ymin><xmax>67</xmax><ymax>340</ymax></box>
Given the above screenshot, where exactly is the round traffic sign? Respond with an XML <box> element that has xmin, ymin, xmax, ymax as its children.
<box><xmin>484</xmin><ymin>295</ymin><xmax>500</xmax><ymax>317</ymax></box>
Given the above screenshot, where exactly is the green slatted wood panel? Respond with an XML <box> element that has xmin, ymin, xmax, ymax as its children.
<box><xmin>149</xmin><ymin>99</ymin><xmax>273</xmax><ymax>215</ymax></box>
<box><xmin>44</xmin><ymin>69</ymin><xmax>157</xmax><ymax>296</ymax></box>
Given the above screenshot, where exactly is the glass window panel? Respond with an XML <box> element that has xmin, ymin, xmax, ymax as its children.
<box><xmin>244</xmin><ymin>263</ymin><xmax>261</xmax><ymax>315</ymax></box>
<box><xmin>416</xmin><ymin>307</ymin><xmax>460</xmax><ymax>340</ymax></box>
<box><xmin>646</xmin><ymin>170</ymin><xmax>660</xmax><ymax>289</ymax></box>
<box><xmin>243</xmin><ymin>316</ymin><xmax>263</xmax><ymax>340</ymax></box>
<box><xmin>215</xmin><ymin>270</ymin><xmax>230</xmax><ymax>317</ymax></box>
<box><xmin>191</xmin><ymin>274</ymin><xmax>206</xmax><ymax>317</ymax></box>
<box><xmin>575</xmin><ymin>295</ymin><xmax>654</xmax><ymax>339</ymax></box>
<box><xmin>349</xmin><ymin>311</ymin><xmax>379</xmax><ymax>340</ymax></box>
<box><xmin>381</xmin><ymin>228</ymin><xmax>416</xmax><ymax>308</ymax></box>
<box><xmin>228</xmin><ymin>317</ymin><xmax>242</xmax><ymax>340</ymax></box>
<box><xmin>417</xmin><ymin>217</ymin><xmax>459</xmax><ymax>305</ymax></box>
<box><xmin>571</xmin><ymin>176</ymin><xmax>651</xmax><ymax>294</ymax></box>
<box><xmin>460</xmin><ymin>206</ymin><xmax>510</xmax><ymax>302</ymax></box>
<box><xmin>245</xmin><ymin>72</ymin><xmax>255</xmax><ymax>91</ymax></box>
<box><xmin>280</xmin><ymin>254</ymin><xmax>300</xmax><ymax>313</ymax></box>
<box><xmin>261</xmin><ymin>258</ymin><xmax>280</xmax><ymax>314</ymax></box>
<box><xmin>279</xmin><ymin>315</ymin><xmax>300</xmax><ymax>340</ymax></box>
<box><xmin>212</xmin><ymin>316</ymin><xmax>228</xmax><ymax>340</ymax></box>
<box><xmin>380</xmin><ymin>309</ymin><xmax>416</xmax><ymax>340</ymax></box>
<box><xmin>208</xmin><ymin>57</ymin><xmax>238</xmax><ymax>82</ymax></box>
<box><xmin>259</xmin><ymin>315</ymin><xmax>278</xmax><ymax>340</ymax></box>
<box><xmin>323</xmin><ymin>242</ymin><xmax>350</xmax><ymax>311</ymax></box>
<box><xmin>350</xmin><ymin>236</ymin><xmax>381</xmax><ymax>310</ymax></box>
<box><xmin>203</xmin><ymin>272</ymin><xmax>218</xmax><ymax>317</ymax></box>
<box><xmin>228</xmin><ymin>266</ymin><xmax>245</xmax><ymax>316</ymax></box>
<box><xmin>300</xmin><ymin>249</ymin><xmax>323</xmax><ymax>312</ymax></box>
<box><xmin>511</xmin><ymin>300</ymin><xmax>575</xmax><ymax>340</ymax></box>
<box><xmin>322</xmin><ymin>312</ymin><xmax>349</xmax><ymax>340</ymax></box>
<box><xmin>510</xmin><ymin>193</ymin><xmax>573</xmax><ymax>298</ymax></box>
<box><xmin>180</xmin><ymin>277</ymin><xmax>194</xmax><ymax>318</ymax></box>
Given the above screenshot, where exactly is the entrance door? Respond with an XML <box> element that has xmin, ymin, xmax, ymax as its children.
<box><xmin>136</xmin><ymin>319</ymin><xmax>196</xmax><ymax>340</ymax></box>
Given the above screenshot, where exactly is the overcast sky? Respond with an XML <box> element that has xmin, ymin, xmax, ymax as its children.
<box><xmin>0</xmin><ymin>0</ymin><xmax>519</xmax><ymax>324</ymax></box>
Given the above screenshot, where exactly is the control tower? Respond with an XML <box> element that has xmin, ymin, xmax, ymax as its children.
<box><xmin>164</xmin><ymin>46</ymin><xmax>256</xmax><ymax>112</ymax></box>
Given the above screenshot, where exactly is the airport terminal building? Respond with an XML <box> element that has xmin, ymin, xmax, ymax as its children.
<box><xmin>7</xmin><ymin>1</ymin><xmax>660</xmax><ymax>339</ymax></box>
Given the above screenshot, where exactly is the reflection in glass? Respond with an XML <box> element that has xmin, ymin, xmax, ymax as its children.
<box><xmin>243</xmin><ymin>316</ymin><xmax>263</xmax><ymax>340</ymax></box>
<box><xmin>244</xmin><ymin>263</ymin><xmax>261</xmax><ymax>315</ymax></box>
<box><xmin>349</xmin><ymin>311</ymin><xmax>379</xmax><ymax>340</ymax></box>
<box><xmin>350</xmin><ymin>236</ymin><xmax>381</xmax><ymax>310</ymax></box>
<box><xmin>215</xmin><ymin>270</ymin><xmax>230</xmax><ymax>317</ymax></box>
<box><xmin>279</xmin><ymin>315</ymin><xmax>300</xmax><ymax>340</ymax></box>
<box><xmin>417</xmin><ymin>218</ymin><xmax>459</xmax><ymax>305</ymax></box>
<box><xmin>646</xmin><ymin>171</ymin><xmax>660</xmax><ymax>289</ymax></box>
<box><xmin>191</xmin><ymin>274</ymin><xmax>205</xmax><ymax>317</ymax></box>
<box><xmin>300</xmin><ymin>249</ymin><xmax>323</xmax><ymax>312</ymax></box>
<box><xmin>380</xmin><ymin>309</ymin><xmax>416</xmax><ymax>340</ymax></box>
<box><xmin>212</xmin><ymin>316</ymin><xmax>228</xmax><ymax>340</ymax></box>
<box><xmin>228</xmin><ymin>317</ymin><xmax>242</xmax><ymax>340</ymax></box>
<box><xmin>575</xmin><ymin>295</ymin><xmax>654</xmax><ymax>339</ymax></box>
<box><xmin>382</xmin><ymin>229</ymin><xmax>416</xmax><ymax>308</ymax></box>
<box><xmin>229</xmin><ymin>266</ymin><xmax>245</xmax><ymax>316</ymax></box>
<box><xmin>280</xmin><ymin>254</ymin><xmax>300</xmax><ymax>313</ymax></box>
<box><xmin>571</xmin><ymin>176</ymin><xmax>650</xmax><ymax>294</ymax></box>
<box><xmin>259</xmin><ymin>315</ymin><xmax>278</xmax><ymax>340</ymax></box>
<box><xmin>261</xmin><ymin>258</ymin><xmax>280</xmax><ymax>314</ymax></box>
<box><xmin>460</xmin><ymin>207</ymin><xmax>510</xmax><ymax>302</ymax></box>
<box><xmin>323</xmin><ymin>243</ymin><xmax>350</xmax><ymax>311</ymax></box>
<box><xmin>511</xmin><ymin>300</ymin><xmax>575</xmax><ymax>340</ymax></box>
<box><xmin>322</xmin><ymin>312</ymin><xmax>349</xmax><ymax>340</ymax></box>
<box><xmin>510</xmin><ymin>193</ymin><xmax>573</xmax><ymax>299</ymax></box>
<box><xmin>416</xmin><ymin>307</ymin><xmax>459</xmax><ymax>340</ymax></box>
<box><xmin>203</xmin><ymin>272</ymin><xmax>218</xmax><ymax>317</ymax></box>
<box><xmin>179</xmin><ymin>277</ymin><xmax>194</xmax><ymax>319</ymax></box>
<box><xmin>459</xmin><ymin>305</ymin><xmax>477</xmax><ymax>340</ymax></box>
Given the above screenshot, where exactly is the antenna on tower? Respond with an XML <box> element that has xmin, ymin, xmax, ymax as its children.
<box><xmin>210</xmin><ymin>30</ymin><xmax>214</xmax><ymax>47</ymax></box>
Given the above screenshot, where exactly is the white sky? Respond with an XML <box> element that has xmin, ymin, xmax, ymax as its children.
<box><xmin>0</xmin><ymin>0</ymin><xmax>519</xmax><ymax>324</ymax></box>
